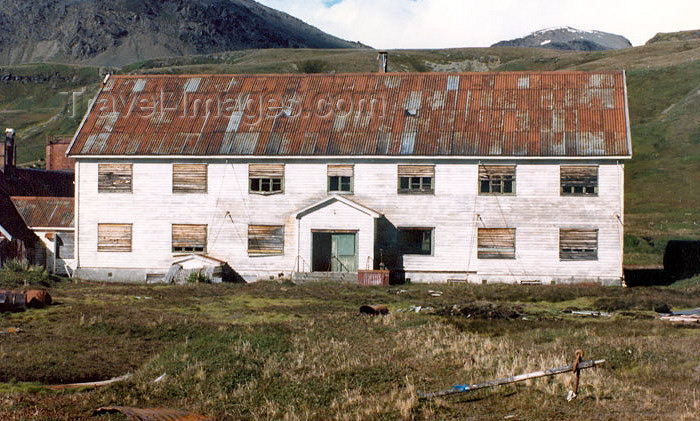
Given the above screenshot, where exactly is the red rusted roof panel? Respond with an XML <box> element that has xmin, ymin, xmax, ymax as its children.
<box><xmin>10</xmin><ymin>197</ymin><xmax>74</xmax><ymax>228</ymax></box>
<box><xmin>68</xmin><ymin>72</ymin><xmax>631</xmax><ymax>157</ymax></box>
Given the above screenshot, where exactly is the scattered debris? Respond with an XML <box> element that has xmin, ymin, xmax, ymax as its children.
<box><xmin>437</xmin><ymin>302</ymin><xmax>522</xmax><ymax>319</ymax></box>
<box><xmin>419</xmin><ymin>350</ymin><xmax>605</xmax><ymax>399</ymax></box>
<box><xmin>93</xmin><ymin>406</ymin><xmax>212</xmax><ymax>420</ymax></box>
<box><xmin>360</xmin><ymin>305</ymin><xmax>389</xmax><ymax>315</ymax></box>
<box><xmin>657</xmin><ymin>308</ymin><xmax>700</xmax><ymax>323</ymax></box>
<box><xmin>153</xmin><ymin>373</ymin><xmax>167</xmax><ymax>383</ymax></box>
<box><xmin>653</xmin><ymin>303</ymin><xmax>671</xmax><ymax>314</ymax></box>
<box><xmin>0</xmin><ymin>289</ymin><xmax>52</xmax><ymax>312</ymax></box>
<box><xmin>0</xmin><ymin>290</ymin><xmax>26</xmax><ymax>312</ymax></box>
<box><xmin>1</xmin><ymin>327</ymin><xmax>22</xmax><ymax>334</ymax></box>
<box><xmin>567</xmin><ymin>349</ymin><xmax>584</xmax><ymax>401</ymax></box>
<box><xmin>388</xmin><ymin>289</ymin><xmax>408</xmax><ymax>295</ymax></box>
<box><xmin>46</xmin><ymin>373</ymin><xmax>132</xmax><ymax>390</ymax></box>
<box><xmin>668</xmin><ymin>308</ymin><xmax>700</xmax><ymax>315</ymax></box>
<box><xmin>569</xmin><ymin>310</ymin><xmax>612</xmax><ymax>317</ymax></box>
<box><xmin>428</xmin><ymin>290</ymin><xmax>443</xmax><ymax>297</ymax></box>
<box><xmin>659</xmin><ymin>315</ymin><xmax>700</xmax><ymax>323</ymax></box>
<box><xmin>396</xmin><ymin>305</ymin><xmax>434</xmax><ymax>313</ymax></box>
<box><xmin>25</xmin><ymin>290</ymin><xmax>52</xmax><ymax>308</ymax></box>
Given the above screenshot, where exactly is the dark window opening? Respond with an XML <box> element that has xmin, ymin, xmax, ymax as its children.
<box><xmin>399</xmin><ymin>228</ymin><xmax>433</xmax><ymax>255</ymax></box>
<box><xmin>250</xmin><ymin>177</ymin><xmax>283</xmax><ymax>194</ymax></box>
<box><xmin>561</xmin><ymin>166</ymin><xmax>598</xmax><ymax>196</ymax></box>
<box><xmin>329</xmin><ymin>175</ymin><xmax>352</xmax><ymax>193</ymax></box>
<box><xmin>399</xmin><ymin>176</ymin><xmax>433</xmax><ymax>193</ymax></box>
<box><xmin>479</xmin><ymin>165</ymin><xmax>516</xmax><ymax>195</ymax></box>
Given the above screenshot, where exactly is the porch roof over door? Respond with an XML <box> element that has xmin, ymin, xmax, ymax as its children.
<box><xmin>295</xmin><ymin>195</ymin><xmax>382</xmax><ymax>220</ymax></box>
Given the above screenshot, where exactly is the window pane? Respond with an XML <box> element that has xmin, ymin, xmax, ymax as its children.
<box><xmin>340</xmin><ymin>176</ymin><xmax>351</xmax><ymax>191</ymax></box>
<box><xmin>251</xmin><ymin>178</ymin><xmax>260</xmax><ymax>191</ymax></box>
<box><xmin>329</xmin><ymin>176</ymin><xmax>339</xmax><ymax>191</ymax></box>
<box><xmin>400</xmin><ymin>177</ymin><xmax>409</xmax><ymax>189</ymax></box>
<box><xmin>421</xmin><ymin>231</ymin><xmax>431</xmax><ymax>253</ymax></box>
<box><xmin>400</xmin><ymin>228</ymin><xmax>432</xmax><ymax>255</ymax></box>
<box><xmin>480</xmin><ymin>180</ymin><xmax>490</xmax><ymax>193</ymax></box>
<box><xmin>503</xmin><ymin>179</ymin><xmax>513</xmax><ymax>193</ymax></box>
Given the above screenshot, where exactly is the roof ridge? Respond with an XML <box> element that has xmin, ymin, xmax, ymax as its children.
<box><xmin>111</xmin><ymin>70</ymin><xmax>625</xmax><ymax>79</ymax></box>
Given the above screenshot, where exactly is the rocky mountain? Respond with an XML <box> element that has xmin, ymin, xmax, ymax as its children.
<box><xmin>492</xmin><ymin>26</ymin><xmax>632</xmax><ymax>51</ymax></box>
<box><xmin>647</xmin><ymin>29</ymin><xmax>700</xmax><ymax>44</ymax></box>
<box><xmin>0</xmin><ymin>0</ymin><xmax>364</xmax><ymax>67</ymax></box>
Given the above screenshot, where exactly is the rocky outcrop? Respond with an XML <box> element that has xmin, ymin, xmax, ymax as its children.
<box><xmin>492</xmin><ymin>27</ymin><xmax>632</xmax><ymax>51</ymax></box>
<box><xmin>0</xmin><ymin>0</ymin><xmax>364</xmax><ymax>66</ymax></box>
<box><xmin>646</xmin><ymin>29</ymin><xmax>700</xmax><ymax>44</ymax></box>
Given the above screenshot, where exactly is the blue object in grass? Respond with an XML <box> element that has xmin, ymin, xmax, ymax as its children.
<box><xmin>452</xmin><ymin>384</ymin><xmax>470</xmax><ymax>392</ymax></box>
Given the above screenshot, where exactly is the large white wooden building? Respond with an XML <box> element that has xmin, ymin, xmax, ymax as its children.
<box><xmin>67</xmin><ymin>71</ymin><xmax>631</xmax><ymax>284</ymax></box>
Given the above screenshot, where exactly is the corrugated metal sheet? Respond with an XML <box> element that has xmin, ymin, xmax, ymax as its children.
<box><xmin>10</xmin><ymin>197</ymin><xmax>74</xmax><ymax>228</ymax></box>
<box><xmin>68</xmin><ymin>71</ymin><xmax>631</xmax><ymax>157</ymax></box>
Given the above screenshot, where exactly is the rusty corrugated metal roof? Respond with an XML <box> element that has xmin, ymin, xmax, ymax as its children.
<box><xmin>10</xmin><ymin>196</ymin><xmax>74</xmax><ymax>228</ymax></box>
<box><xmin>68</xmin><ymin>72</ymin><xmax>631</xmax><ymax>158</ymax></box>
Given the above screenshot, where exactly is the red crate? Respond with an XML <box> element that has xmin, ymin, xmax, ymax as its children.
<box><xmin>358</xmin><ymin>270</ymin><xmax>390</xmax><ymax>286</ymax></box>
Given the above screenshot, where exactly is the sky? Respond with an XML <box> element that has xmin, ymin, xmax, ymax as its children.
<box><xmin>257</xmin><ymin>0</ymin><xmax>700</xmax><ymax>49</ymax></box>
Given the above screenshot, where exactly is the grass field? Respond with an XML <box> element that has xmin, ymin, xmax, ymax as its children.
<box><xmin>1</xmin><ymin>271</ymin><xmax>700</xmax><ymax>420</ymax></box>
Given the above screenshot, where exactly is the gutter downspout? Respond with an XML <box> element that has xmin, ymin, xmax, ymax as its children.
<box><xmin>74</xmin><ymin>161</ymin><xmax>80</xmax><ymax>273</ymax></box>
<box><xmin>296</xmin><ymin>218</ymin><xmax>301</xmax><ymax>272</ymax></box>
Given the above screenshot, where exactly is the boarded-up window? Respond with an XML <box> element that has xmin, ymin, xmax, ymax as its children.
<box><xmin>560</xmin><ymin>229</ymin><xmax>598</xmax><ymax>260</ymax></box>
<box><xmin>328</xmin><ymin>165</ymin><xmax>353</xmax><ymax>193</ymax></box>
<box><xmin>399</xmin><ymin>227</ymin><xmax>433</xmax><ymax>255</ymax></box>
<box><xmin>398</xmin><ymin>165</ymin><xmax>434</xmax><ymax>193</ymax></box>
<box><xmin>248</xmin><ymin>225</ymin><xmax>284</xmax><ymax>255</ymax></box>
<box><xmin>478</xmin><ymin>228</ymin><xmax>516</xmax><ymax>259</ymax></box>
<box><xmin>561</xmin><ymin>166</ymin><xmax>598</xmax><ymax>195</ymax></box>
<box><xmin>172</xmin><ymin>224</ymin><xmax>207</xmax><ymax>253</ymax></box>
<box><xmin>97</xmin><ymin>223</ymin><xmax>132</xmax><ymax>252</ymax></box>
<box><xmin>249</xmin><ymin>164</ymin><xmax>284</xmax><ymax>194</ymax></box>
<box><xmin>479</xmin><ymin>165</ymin><xmax>515</xmax><ymax>194</ymax></box>
<box><xmin>98</xmin><ymin>164</ymin><xmax>132</xmax><ymax>192</ymax></box>
<box><xmin>173</xmin><ymin>164</ymin><xmax>207</xmax><ymax>193</ymax></box>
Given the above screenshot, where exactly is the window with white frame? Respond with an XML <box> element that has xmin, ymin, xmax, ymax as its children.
<box><xmin>479</xmin><ymin>165</ymin><xmax>515</xmax><ymax>195</ymax></box>
<box><xmin>328</xmin><ymin>165</ymin><xmax>353</xmax><ymax>193</ymax></box>
<box><xmin>398</xmin><ymin>165</ymin><xmax>434</xmax><ymax>194</ymax></box>
<box><xmin>249</xmin><ymin>164</ymin><xmax>284</xmax><ymax>194</ymax></box>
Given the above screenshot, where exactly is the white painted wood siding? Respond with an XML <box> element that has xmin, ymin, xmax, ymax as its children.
<box><xmin>75</xmin><ymin>159</ymin><xmax>624</xmax><ymax>283</ymax></box>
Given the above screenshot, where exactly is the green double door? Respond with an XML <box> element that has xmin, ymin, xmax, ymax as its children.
<box><xmin>312</xmin><ymin>232</ymin><xmax>357</xmax><ymax>272</ymax></box>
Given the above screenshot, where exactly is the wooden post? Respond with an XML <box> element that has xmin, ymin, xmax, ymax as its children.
<box><xmin>419</xmin><ymin>359</ymin><xmax>605</xmax><ymax>399</ymax></box>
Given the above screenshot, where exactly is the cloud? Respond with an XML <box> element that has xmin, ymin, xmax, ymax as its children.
<box><xmin>258</xmin><ymin>0</ymin><xmax>700</xmax><ymax>48</ymax></box>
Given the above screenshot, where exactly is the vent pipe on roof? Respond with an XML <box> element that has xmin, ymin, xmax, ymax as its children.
<box><xmin>3</xmin><ymin>128</ymin><xmax>15</xmax><ymax>179</ymax></box>
<box><xmin>378</xmin><ymin>51</ymin><xmax>388</xmax><ymax>73</ymax></box>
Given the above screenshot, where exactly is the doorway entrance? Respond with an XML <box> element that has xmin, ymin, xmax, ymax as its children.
<box><xmin>312</xmin><ymin>232</ymin><xmax>357</xmax><ymax>272</ymax></box>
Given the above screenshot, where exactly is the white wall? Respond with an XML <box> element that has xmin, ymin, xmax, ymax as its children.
<box><xmin>75</xmin><ymin>158</ymin><xmax>624</xmax><ymax>283</ymax></box>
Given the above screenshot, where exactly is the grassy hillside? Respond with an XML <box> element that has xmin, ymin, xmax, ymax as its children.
<box><xmin>2</xmin><ymin>40</ymin><xmax>699</xmax><ymax>263</ymax></box>
<box><xmin>0</xmin><ymin>64</ymin><xmax>101</xmax><ymax>165</ymax></box>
